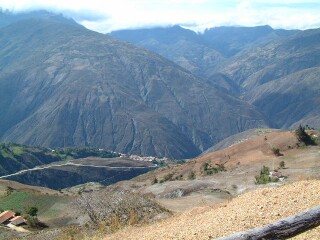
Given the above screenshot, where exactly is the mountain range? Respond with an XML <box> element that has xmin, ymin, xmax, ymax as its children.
<box><xmin>0</xmin><ymin>11</ymin><xmax>269</xmax><ymax>159</ymax></box>
<box><xmin>0</xmin><ymin>10</ymin><xmax>319</xmax><ymax>159</ymax></box>
<box><xmin>111</xmin><ymin>24</ymin><xmax>320</xmax><ymax>129</ymax></box>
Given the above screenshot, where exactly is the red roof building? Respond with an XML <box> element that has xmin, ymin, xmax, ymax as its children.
<box><xmin>9</xmin><ymin>216</ymin><xmax>25</xmax><ymax>226</ymax></box>
<box><xmin>0</xmin><ymin>210</ymin><xmax>15</xmax><ymax>224</ymax></box>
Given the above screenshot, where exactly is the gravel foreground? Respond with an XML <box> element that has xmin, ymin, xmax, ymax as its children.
<box><xmin>105</xmin><ymin>180</ymin><xmax>320</xmax><ymax>240</ymax></box>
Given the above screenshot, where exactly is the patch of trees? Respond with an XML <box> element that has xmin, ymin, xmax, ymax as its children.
<box><xmin>202</xmin><ymin>162</ymin><xmax>226</xmax><ymax>175</ymax></box>
<box><xmin>272</xmin><ymin>148</ymin><xmax>282</xmax><ymax>156</ymax></box>
<box><xmin>54</xmin><ymin>147</ymin><xmax>120</xmax><ymax>159</ymax></box>
<box><xmin>295</xmin><ymin>125</ymin><xmax>316</xmax><ymax>146</ymax></box>
<box><xmin>255</xmin><ymin>166</ymin><xmax>278</xmax><ymax>184</ymax></box>
<box><xmin>0</xmin><ymin>143</ymin><xmax>120</xmax><ymax>176</ymax></box>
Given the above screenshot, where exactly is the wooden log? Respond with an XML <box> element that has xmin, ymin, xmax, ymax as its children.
<box><xmin>215</xmin><ymin>205</ymin><xmax>320</xmax><ymax>240</ymax></box>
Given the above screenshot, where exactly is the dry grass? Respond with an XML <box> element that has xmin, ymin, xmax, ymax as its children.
<box><xmin>105</xmin><ymin>180</ymin><xmax>320</xmax><ymax>240</ymax></box>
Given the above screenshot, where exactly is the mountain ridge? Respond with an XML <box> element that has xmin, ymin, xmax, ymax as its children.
<box><xmin>111</xmin><ymin>24</ymin><xmax>320</xmax><ymax>130</ymax></box>
<box><xmin>0</xmin><ymin>14</ymin><xmax>269</xmax><ymax>159</ymax></box>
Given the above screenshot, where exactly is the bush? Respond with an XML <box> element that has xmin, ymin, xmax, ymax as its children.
<box><xmin>279</xmin><ymin>161</ymin><xmax>286</xmax><ymax>169</ymax></box>
<box><xmin>255</xmin><ymin>166</ymin><xmax>271</xmax><ymax>184</ymax></box>
<box><xmin>162</xmin><ymin>172</ymin><xmax>174</xmax><ymax>182</ymax></box>
<box><xmin>25</xmin><ymin>215</ymin><xmax>48</xmax><ymax>229</ymax></box>
<box><xmin>202</xmin><ymin>162</ymin><xmax>209</xmax><ymax>171</ymax></box>
<box><xmin>27</xmin><ymin>206</ymin><xmax>38</xmax><ymax>216</ymax></box>
<box><xmin>188</xmin><ymin>171</ymin><xmax>196</xmax><ymax>180</ymax></box>
<box><xmin>151</xmin><ymin>177</ymin><xmax>158</xmax><ymax>184</ymax></box>
<box><xmin>6</xmin><ymin>186</ymin><xmax>14</xmax><ymax>196</ymax></box>
<box><xmin>295</xmin><ymin>125</ymin><xmax>316</xmax><ymax>146</ymax></box>
<box><xmin>272</xmin><ymin>148</ymin><xmax>281</xmax><ymax>156</ymax></box>
<box><xmin>175</xmin><ymin>174</ymin><xmax>183</xmax><ymax>180</ymax></box>
<box><xmin>202</xmin><ymin>162</ymin><xmax>226</xmax><ymax>175</ymax></box>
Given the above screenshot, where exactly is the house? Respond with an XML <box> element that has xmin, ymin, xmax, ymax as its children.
<box><xmin>0</xmin><ymin>210</ymin><xmax>15</xmax><ymax>224</ymax></box>
<box><xmin>9</xmin><ymin>216</ymin><xmax>25</xmax><ymax>226</ymax></box>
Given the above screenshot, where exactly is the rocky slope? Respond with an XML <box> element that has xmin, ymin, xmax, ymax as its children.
<box><xmin>111</xmin><ymin>25</ymin><xmax>298</xmax><ymax>79</ymax></box>
<box><xmin>219</xmin><ymin>28</ymin><xmax>320</xmax><ymax>90</ymax></box>
<box><xmin>111</xmin><ymin>25</ymin><xmax>225</xmax><ymax>78</ymax></box>
<box><xmin>244</xmin><ymin>67</ymin><xmax>320</xmax><ymax>129</ymax></box>
<box><xmin>0</xmin><ymin>13</ymin><xmax>269</xmax><ymax>159</ymax></box>
<box><xmin>105</xmin><ymin>180</ymin><xmax>320</xmax><ymax>240</ymax></box>
<box><xmin>112</xmin><ymin>25</ymin><xmax>320</xmax><ymax>130</ymax></box>
<box><xmin>217</xmin><ymin>28</ymin><xmax>320</xmax><ymax>129</ymax></box>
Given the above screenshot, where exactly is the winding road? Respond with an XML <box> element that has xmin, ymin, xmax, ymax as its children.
<box><xmin>0</xmin><ymin>162</ymin><xmax>157</xmax><ymax>179</ymax></box>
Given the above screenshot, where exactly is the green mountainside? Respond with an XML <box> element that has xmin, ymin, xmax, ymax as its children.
<box><xmin>0</xmin><ymin>142</ymin><xmax>119</xmax><ymax>175</ymax></box>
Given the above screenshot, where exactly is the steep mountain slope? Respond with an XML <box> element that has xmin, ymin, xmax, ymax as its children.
<box><xmin>5</xmin><ymin>157</ymin><xmax>154</xmax><ymax>189</ymax></box>
<box><xmin>201</xmin><ymin>25</ymin><xmax>298</xmax><ymax>57</ymax></box>
<box><xmin>0</xmin><ymin>142</ymin><xmax>119</xmax><ymax>176</ymax></box>
<box><xmin>219</xmin><ymin>28</ymin><xmax>320</xmax><ymax>128</ymax></box>
<box><xmin>219</xmin><ymin>28</ymin><xmax>320</xmax><ymax>90</ymax></box>
<box><xmin>201</xmin><ymin>128</ymin><xmax>277</xmax><ymax>155</ymax></box>
<box><xmin>111</xmin><ymin>25</ymin><xmax>225</xmax><ymax>78</ymax></box>
<box><xmin>244</xmin><ymin>67</ymin><xmax>320</xmax><ymax>128</ymax></box>
<box><xmin>0</xmin><ymin>9</ymin><xmax>66</xmax><ymax>28</ymax></box>
<box><xmin>0</xmin><ymin>15</ymin><xmax>268</xmax><ymax>159</ymax></box>
<box><xmin>110</xmin><ymin>25</ymin><xmax>298</xmax><ymax>79</ymax></box>
<box><xmin>111</xmin><ymin>25</ymin><xmax>320</xmax><ymax>130</ymax></box>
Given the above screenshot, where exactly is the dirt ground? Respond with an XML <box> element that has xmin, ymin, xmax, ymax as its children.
<box><xmin>129</xmin><ymin>144</ymin><xmax>320</xmax><ymax>213</ymax></box>
<box><xmin>105</xmin><ymin>180</ymin><xmax>320</xmax><ymax>240</ymax></box>
<box><xmin>129</xmin><ymin>131</ymin><xmax>320</xmax><ymax>214</ymax></box>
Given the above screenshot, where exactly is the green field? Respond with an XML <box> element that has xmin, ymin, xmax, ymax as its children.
<box><xmin>0</xmin><ymin>190</ymin><xmax>70</xmax><ymax>216</ymax></box>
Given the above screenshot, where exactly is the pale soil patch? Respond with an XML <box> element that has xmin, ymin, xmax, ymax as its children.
<box><xmin>105</xmin><ymin>180</ymin><xmax>320</xmax><ymax>240</ymax></box>
<box><xmin>157</xmin><ymin>192</ymin><xmax>230</xmax><ymax>212</ymax></box>
<box><xmin>7</xmin><ymin>223</ymin><xmax>30</xmax><ymax>233</ymax></box>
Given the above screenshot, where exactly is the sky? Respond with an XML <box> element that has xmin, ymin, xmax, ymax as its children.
<box><xmin>1</xmin><ymin>0</ymin><xmax>320</xmax><ymax>33</ymax></box>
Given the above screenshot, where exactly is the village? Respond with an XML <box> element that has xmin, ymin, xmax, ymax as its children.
<box><xmin>119</xmin><ymin>153</ymin><xmax>170</xmax><ymax>163</ymax></box>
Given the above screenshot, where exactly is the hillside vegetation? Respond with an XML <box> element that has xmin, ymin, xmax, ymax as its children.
<box><xmin>114</xmin><ymin>129</ymin><xmax>320</xmax><ymax>215</ymax></box>
<box><xmin>0</xmin><ymin>142</ymin><xmax>119</xmax><ymax>175</ymax></box>
<box><xmin>0</xmin><ymin>180</ymin><xmax>78</xmax><ymax>234</ymax></box>
<box><xmin>2</xmin><ymin>129</ymin><xmax>319</xmax><ymax>239</ymax></box>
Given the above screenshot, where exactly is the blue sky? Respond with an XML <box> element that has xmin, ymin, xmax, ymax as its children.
<box><xmin>1</xmin><ymin>0</ymin><xmax>320</xmax><ymax>32</ymax></box>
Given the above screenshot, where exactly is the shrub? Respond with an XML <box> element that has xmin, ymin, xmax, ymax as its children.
<box><xmin>25</xmin><ymin>215</ymin><xmax>48</xmax><ymax>229</ymax></box>
<box><xmin>255</xmin><ymin>166</ymin><xmax>271</xmax><ymax>184</ymax></box>
<box><xmin>27</xmin><ymin>206</ymin><xmax>38</xmax><ymax>217</ymax></box>
<box><xmin>162</xmin><ymin>172</ymin><xmax>174</xmax><ymax>182</ymax></box>
<box><xmin>6</xmin><ymin>186</ymin><xmax>14</xmax><ymax>196</ymax></box>
<box><xmin>279</xmin><ymin>161</ymin><xmax>286</xmax><ymax>169</ymax></box>
<box><xmin>202</xmin><ymin>162</ymin><xmax>209</xmax><ymax>171</ymax></box>
<box><xmin>151</xmin><ymin>177</ymin><xmax>158</xmax><ymax>184</ymax></box>
<box><xmin>188</xmin><ymin>171</ymin><xmax>196</xmax><ymax>180</ymax></box>
<box><xmin>175</xmin><ymin>174</ymin><xmax>183</xmax><ymax>180</ymax></box>
<box><xmin>202</xmin><ymin>162</ymin><xmax>226</xmax><ymax>175</ymax></box>
<box><xmin>295</xmin><ymin>125</ymin><xmax>316</xmax><ymax>146</ymax></box>
<box><xmin>272</xmin><ymin>148</ymin><xmax>281</xmax><ymax>156</ymax></box>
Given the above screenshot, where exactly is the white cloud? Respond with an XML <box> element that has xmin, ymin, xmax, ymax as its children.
<box><xmin>0</xmin><ymin>0</ymin><xmax>319</xmax><ymax>32</ymax></box>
